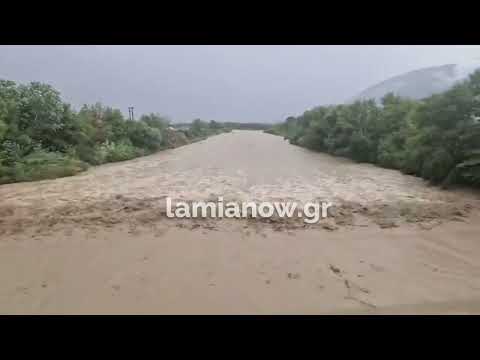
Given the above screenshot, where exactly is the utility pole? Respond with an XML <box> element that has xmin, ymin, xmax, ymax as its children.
<box><xmin>128</xmin><ymin>107</ymin><xmax>135</xmax><ymax>121</ymax></box>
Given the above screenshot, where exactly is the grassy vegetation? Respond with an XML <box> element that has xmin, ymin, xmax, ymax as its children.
<box><xmin>266</xmin><ymin>70</ymin><xmax>480</xmax><ymax>187</ymax></box>
<box><xmin>0</xmin><ymin>80</ymin><xmax>230</xmax><ymax>184</ymax></box>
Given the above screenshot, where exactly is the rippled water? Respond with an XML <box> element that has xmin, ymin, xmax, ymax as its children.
<box><xmin>1</xmin><ymin>130</ymin><xmax>477</xmax><ymax>214</ymax></box>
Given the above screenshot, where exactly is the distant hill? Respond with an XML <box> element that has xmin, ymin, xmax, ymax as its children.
<box><xmin>351</xmin><ymin>63</ymin><xmax>480</xmax><ymax>103</ymax></box>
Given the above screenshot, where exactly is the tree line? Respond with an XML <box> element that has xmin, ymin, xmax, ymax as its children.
<box><xmin>266</xmin><ymin>70</ymin><xmax>480</xmax><ymax>187</ymax></box>
<box><xmin>0</xmin><ymin>80</ymin><xmax>230</xmax><ymax>184</ymax></box>
<box><xmin>173</xmin><ymin>121</ymin><xmax>271</xmax><ymax>131</ymax></box>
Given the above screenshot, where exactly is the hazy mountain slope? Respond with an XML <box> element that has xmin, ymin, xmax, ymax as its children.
<box><xmin>351</xmin><ymin>63</ymin><xmax>480</xmax><ymax>103</ymax></box>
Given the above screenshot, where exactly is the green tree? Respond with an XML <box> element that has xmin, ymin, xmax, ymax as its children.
<box><xmin>266</xmin><ymin>69</ymin><xmax>480</xmax><ymax>187</ymax></box>
<box><xmin>140</xmin><ymin>113</ymin><xmax>169</xmax><ymax>132</ymax></box>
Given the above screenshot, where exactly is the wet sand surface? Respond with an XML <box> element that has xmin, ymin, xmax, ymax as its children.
<box><xmin>1</xmin><ymin>130</ymin><xmax>480</xmax><ymax>314</ymax></box>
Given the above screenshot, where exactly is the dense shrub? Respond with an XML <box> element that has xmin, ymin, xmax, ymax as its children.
<box><xmin>0</xmin><ymin>79</ymin><xmax>230</xmax><ymax>184</ymax></box>
<box><xmin>163</xmin><ymin>128</ymin><xmax>189</xmax><ymax>148</ymax></box>
<box><xmin>0</xmin><ymin>149</ymin><xmax>88</xmax><ymax>183</ymax></box>
<box><xmin>96</xmin><ymin>141</ymin><xmax>142</xmax><ymax>163</ymax></box>
<box><xmin>125</xmin><ymin>120</ymin><xmax>163</xmax><ymax>152</ymax></box>
<box><xmin>267</xmin><ymin>69</ymin><xmax>480</xmax><ymax>187</ymax></box>
<box><xmin>140</xmin><ymin>113</ymin><xmax>169</xmax><ymax>133</ymax></box>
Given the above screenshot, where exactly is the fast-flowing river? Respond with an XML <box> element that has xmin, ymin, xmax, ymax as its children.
<box><xmin>1</xmin><ymin>130</ymin><xmax>480</xmax><ymax>314</ymax></box>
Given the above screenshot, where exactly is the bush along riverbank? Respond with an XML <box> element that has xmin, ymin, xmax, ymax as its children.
<box><xmin>0</xmin><ymin>80</ymin><xmax>231</xmax><ymax>184</ymax></box>
<box><xmin>266</xmin><ymin>70</ymin><xmax>480</xmax><ymax>187</ymax></box>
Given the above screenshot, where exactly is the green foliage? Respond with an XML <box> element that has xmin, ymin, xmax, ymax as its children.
<box><xmin>267</xmin><ymin>70</ymin><xmax>480</xmax><ymax>187</ymax></box>
<box><xmin>377</xmin><ymin>132</ymin><xmax>406</xmax><ymax>169</ymax></box>
<box><xmin>125</xmin><ymin>120</ymin><xmax>163</xmax><ymax>152</ymax></box>
<box><xmin>0</xmin><ymin>79</ymin><xmax>228</xmax><ymax>184</ymax></box>
<box><xmin>163</xmin><ymin>128</ymin><xmax>189</xmax><ymax>148</ymax></box>
<box><xmin>140</xmin><ymin>113</ymin><xmax>169</xmax><ymax>133</ymax></box>
<box><xmin>189</xmin><ymin>118</ymin><xmax>209</xmax><ymax>138</ymax></box>
<box><xmin>95</xmin><ymin>140</ymin><xmax>142</xmax><ymax>163</ymax></box>
<box><xmin>0</xmin><ymin>120</ymin><xmax>6</xmax><ymax>140</ymax></box>
<box><xmin>180</xmin><ymin>118</ymin><xmax>232</xmax><ymax>139</ymax></box>
<box><xmin>0</xmin><ymin>149</ymin><xmax>88</xmax><ymax>184</ymax></box>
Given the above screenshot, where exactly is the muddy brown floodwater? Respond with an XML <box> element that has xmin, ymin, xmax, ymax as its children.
<box><xmin>1</xmin><ymin>130</ymin><xmax>480</xmax><ymax>314</ymax></box>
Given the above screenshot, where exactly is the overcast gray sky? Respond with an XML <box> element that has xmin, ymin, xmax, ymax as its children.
<box><xmin>1</xmin><ymin>45</ymin><xmax>480</xmax><ymax>123</ymax></box>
